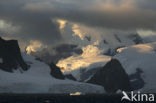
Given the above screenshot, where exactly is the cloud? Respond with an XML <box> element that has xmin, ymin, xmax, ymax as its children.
<box><xmin>56</xmin><ymin>19</ymin><xmax>67</xmax><ymax>30</ymax></box>
<box><xmin>1</xmin><ymin>0</ymin><xmax>156</xmax><ymax>49</ymax></box>
<box><xmin>72</xmin><ymin>24</ymin><xmax>85</xmax><ymax>40</ymax></box>
<box><xmin>0</xmin><ymin>0</ymin><xmax>62</xmax><ymax>45</ymax></box>
<box><xmin>22</xmin><ymin>0</ymin><xmax>156</xmax><ymax>30</ymax></box>
<box><xmin>23</xmin><ymin>1</ymin><xmax>56</xmax><ymax>12</ymax></box>
<box><xmin>26</xmin><ymin>40</ymin><xmax>47</xmax><ymax>54</ymax></box>
<box><xmin>0</xmin><ymin>19</ymin><xmax>21</xmax><ymax>34</ymax></box>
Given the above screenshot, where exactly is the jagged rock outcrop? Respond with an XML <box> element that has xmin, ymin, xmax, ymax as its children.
<box><xmin>49</xmin><ymin>62</ymin><xmax>65</xmax><ymax>79</ymax></box>
<box><xmin>49</xmin><ymin>63</ymin><xmax>77</xmax><ymax>81</ymax></box>
<box><xmin>0</xmin><ymin>37</ymin><xmax>29</xmax><ymax>72</ymax></box>
<box><xmin>87</xmin><ymin>59</ymin><xmax>132</xmax><ymax>93</ymax></box>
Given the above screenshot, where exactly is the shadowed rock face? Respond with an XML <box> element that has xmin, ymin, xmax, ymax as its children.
<box><xmin>49</xmin><ymin>62</ymin><xmax>65</xmax><ymax>80</ymax></box>
<box><xmin>0</xmin><ymin>37</ymin><xmax>29</xmax><ymax>72</ymax></box>
<box><xmin>87</xmin><ymin>59</ymin><xmax>132</xmax><ymax>93</ymax></box>
<box><xmin>49</xmin><ymin>62</ymin><xmax>77</xmax><ymax>81</ymax></box>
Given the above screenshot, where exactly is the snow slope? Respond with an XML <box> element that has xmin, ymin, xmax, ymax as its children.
<box><xmin>115</xmin><ymin>42</ymin><xmax>156</xmax><ymax>92</ymax></box>
<box><xmin>0</xmin><ymin>53</ymin><xmax>105</xmax><ymax>94</ymax></box>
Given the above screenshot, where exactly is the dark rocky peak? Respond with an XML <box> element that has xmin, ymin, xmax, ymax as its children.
<box><xmin>87</xmin><ymin>59</ymin><xmax>132</xmax><ymax>93</ymax></box>
<box><xmin>0</xmin><ymin>37</ymin><xmax>29</xmax><ymax>72</ymax></box>
<box><xmin>49</xmin><ymin>62</ymin><xmax>77</xmax><ymax>81</ymax></box>
<box><xmin>49</xmin><ymin>62</ymin><xmax>65</xmax><ymax>80</ymax></box>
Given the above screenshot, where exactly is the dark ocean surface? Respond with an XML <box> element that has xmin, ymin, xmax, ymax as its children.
<box><xmin>0</xmin><ymin>94</ymin><xmax>127</xmax><ymax>103</ymax></box>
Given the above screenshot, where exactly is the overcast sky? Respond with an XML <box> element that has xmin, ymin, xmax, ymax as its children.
<box><xmin>0</xmin><ymin>0</ymin><xmax>156</xmax><ymax>50</ymax></box>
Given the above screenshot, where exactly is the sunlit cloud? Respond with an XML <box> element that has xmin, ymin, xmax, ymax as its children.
<box><xmin>26</xmin><ymin>40</ymin><xmax>47</xmax><ymax>54</ymax></box>
<box><xmin>72</xmin><ymin>24</ymin><xmax>85</xmax><ymax>40</ymax></box>
<box><xmin>56</xmin><ymin>19</ymin><xmax>67</xmax><ymax>30</ymax></box>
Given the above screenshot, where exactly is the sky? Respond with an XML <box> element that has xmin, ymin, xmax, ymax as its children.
<box><xmin>0</xmin><ymin>0</ymin><xmax>156</xmax><ymax>51</ymax></box>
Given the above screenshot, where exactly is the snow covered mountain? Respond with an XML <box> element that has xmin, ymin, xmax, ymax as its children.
<box><xmin>55</xmin><ymin>33</ymin><xmax>143</xmax><ymax>81</ymax></box>
<box><xmin>20</xmin><ymin>19</ymin><xmax>156</xmax><ymax>93</ymax></box>
<box><xmin>29</xmin><ymin>30</ymin><xmax>144</xmax><ymax>81</ymax></box>
<box><xmin>115</xmin><ymin>42</ymin><xmax>156</xmax><ymax>93</ymax></box>
<box><xmin>57</xmin><ymin>41</ymin><xmax>156</xmax><ymax>93</ymax></box>
<box><xmin>0</xmin><ymin>53</ymin><xmax>105</xmax><ymax>94</ymax></box>
<box><xmin>1</xmin><ymin>37</ymin><xmax>156</xmax><ymax>94</ymax></box>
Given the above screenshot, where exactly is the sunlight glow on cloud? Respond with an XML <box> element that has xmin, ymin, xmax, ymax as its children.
<box><xmin>92</xmin><ymin>0</ymin><xmax>135</xmax><ymax>10</ymax></box>
<box><xmin>72</xmin><ymin>24</ymin><xmax>85</xmax><ymax>40</ymax></box>
<box><xmin>56</xmin><ymin>19</ymin><xmax>67</xmax><ymax>30</ymax></box>
<box><xmin>26</xmin><ymin>40</ymin><xmax>46</xmax><ymax>54</ymax></box>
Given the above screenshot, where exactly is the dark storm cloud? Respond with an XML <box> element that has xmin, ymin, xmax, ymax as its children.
<box><xmin>22</xmin><ymin>0</ymin><xmax>156</xmax><ymax>30</ymax></box>
<box><xmin>0</xmin><ymin>0</ymin><xmax>61</xmax><ymax>45</ymax></box>
<box><xmin>1</xmin><ymin>0</ymin><xmax>156</xmax><ymax>46</ymax></box>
